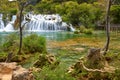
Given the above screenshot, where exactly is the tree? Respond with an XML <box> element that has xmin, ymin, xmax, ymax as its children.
<box><xmin>55</xmin><ymin>1</ymin><xmax>80</xmax><ymax>25</ymax></box>
<box><xmin>0</xmin><ymin>0</ymin><xmax>17</xmax><ymax>24</ymax></box>
<box><xmin>17</xmin><ymin>0</ymin><xmax>30</xmax><ymax>54</ymax></box>
<box><xmin>103</xmin><ymin>0</ymin><xmax>112</xmax><ymax>55</ymax></box>
<box><xmin>110</xmin><ymin>5</ymin><xmax>120</xmax><ymax>23</ymax></box>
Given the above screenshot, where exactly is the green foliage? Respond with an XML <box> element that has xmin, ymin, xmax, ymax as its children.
<box><xmin>0</xmin><ymin>0</ymin><xmax>17</xmax><ymax>14</ymax></box>
<box><xmin>84</xmin><ymin>29</ymin><xmax>93</xmax><ymax>34</ymax></box>
<box><xmin>0</xmin><ymin>52</ymin><xmax>8</xmax><ymax>61</ymax></box>
<box><xmin>33</xmin><ymin>63</ymin><xmax>75</xmax><ymax>80</ymax></box>
<box><xmin>79</xmin><ymin>25</ymin><xmax>86</xmax><ymax>33</ymax></box>
<box><xmin>25</xmin><ymin>5</ymin><xmax>34</xmax><ymax>12</ymax></box>
<box><xmin>9</xmin><ymin>8</ymin><xmax>17</xmax><ymax>15</ymax></box>
<box><xmin>79</xmin><ymin>2</ymin><xmax>103</xmax><ymax>28</ymax></box>
<box><xmin>1</xmin><ymin>0</ymin><xmax>120</xmax><ymax>29</ymax></box>
<box><xmin>75</xmin><ymin>25</ymin><xmax>93</xmax><ymax>34</ymax></box>
<box><xmin>23</xmin><ymin>34</ymin><xmax>46</xmax><ymax>54</ymax></box>
<box><xmin>33</xmin><ymin>1</ymin><xmax>103</xmax><ymax>26</ymax></box>
<box><xmin>74</xmin><ymin>30</ymin><xmax>80</xmax><ymax>34</ymax></box>
<box><xmin>2</xmin><ymin>33</ymin><xmax>19</xmax><ymax>53</ymax></box>
<box><xmin>113</xmin><ymin>69</ymin><xmax>120</xmax><ymax>79</ymax></box>
<box><xmin>55</xmin><ymin>1</ymin><xmax>80</xmax><ymax>25</ymax></box>
<box><xmin>110</xmin><ymin>5</ymin><xmax>120</xmax><ymax>23</ymax></box>
<box><xmin>34</xmin><ymin>0</ymin><xmax>55</xmax><ymax>14</ymax></box>
<box><xmin>2</xmin><ymin>33</ymin><xmax>46</xmax><ymax>54</ymax></box>
<box><xmin>54</xmin><ymin>1</ymin><xmax>103</xmax><ymax>27</ymax></box>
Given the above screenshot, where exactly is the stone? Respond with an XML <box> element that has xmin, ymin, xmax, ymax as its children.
<box><xmin>0</xmin><ymin>62</ymin><xmax>34</xmax><ymax>80</ymax></box>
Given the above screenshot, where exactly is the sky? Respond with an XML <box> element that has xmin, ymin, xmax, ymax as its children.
<box><xmin>8</xmin><ymin>0</ymin><xmax>16</xmax><ymax>1</ymax></box>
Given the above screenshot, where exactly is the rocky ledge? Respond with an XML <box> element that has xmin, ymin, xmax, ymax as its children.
<box><xmin>0</xmin><ymin>62</ymin><xmax>34</xmax><ymax>80</ymax></box>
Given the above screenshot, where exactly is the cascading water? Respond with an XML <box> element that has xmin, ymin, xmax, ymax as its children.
<box><xmin>24</xmin><ymin>14</ymin><xmax>67</xmax><ymax>31</ymax></box>
<box><xmin>3</xmin><ymin>15</ymin><xmax>16</xmax><ymax>32</ymax></box>
<box><xmin>0</xmin><ymin>14</ymin><xmax>5</xmax><ymax>30</ymax></box>
<box><xmin>0</xmin><ymin>13</ymin><xmax>75</xmax><ymax>32</ymax></box>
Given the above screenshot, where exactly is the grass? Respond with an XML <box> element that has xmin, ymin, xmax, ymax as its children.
<box><xmin>1</xmin><ymin>30</ymin><xmax>120</xmax><ymax>79</ymax></box>
<box><xmin>46</xmin><ymin>30</ymin><xmax>120</xmax><ymax>79</ymax></box>
<box><xmin>33</xmin><ymin>63</ymin><xmax>76</xmax><ymax>80</ymax></box>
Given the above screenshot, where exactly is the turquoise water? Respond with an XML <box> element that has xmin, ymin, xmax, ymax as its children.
<box><xmin>25</xmin><ymin>31</ymin><xmax>79</xmax><ymax>41</ymax></box>
<box><xmin>0</xmin><ymin>31</ymin><xmax>79</xmax><ymax>44</ymax></box>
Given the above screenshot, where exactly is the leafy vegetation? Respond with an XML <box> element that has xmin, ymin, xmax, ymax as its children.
<box><xmin>2</xmin><ymin>33</ymin><xmax>19</xmax><ymax>53</ymax></box>
<box><xmin>0</xmin><ymin>31</ymin><xmax>120</xmax><ymax>79</ymax></box>
<box><xmin>1</xmin><ymin>33</ymin><xmax>46</xmax><ymax>54</ymax></box>
<box><xmin>23</xmin><ymin>34</ymin><xmax>46</xmax><ymax>54</ymax></box>
<box><xmin>1</xmin><ymin>0</ymin><xmax>120</xmax><ymax>28</ymax></box>
<box><xmin>33</xmin><ymin>63</ymin><xmax>76</xmax><ymax>80</ymax></box>
<box><xmin>74</xmin><ymin>25</ymin><xmax>93</xmax><ymax>34</ymax></box>
<box><xmin>0</xmin><ymin>0</ymin><xmax>120</xmax><ymax>80</ymax></box>
<box><xmin>110</xmin><ymin>5</ymin><xmax>120</xmax><ymax>23</ymax></box>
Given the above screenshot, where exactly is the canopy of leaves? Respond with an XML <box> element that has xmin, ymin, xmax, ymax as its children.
<box><xmin>1</xmin><ymin>0</ymin><xmax>120</xmax><ymax>27</ymax></box>
<box><xmin>0</xmin><ymin>0</ymin><xmax>17</xmax><ymax>15</ymax></box>
<box><xmin>110</xmin><ymin>5</ymin><xmax>120</xmax><ymax>23</ymax></box>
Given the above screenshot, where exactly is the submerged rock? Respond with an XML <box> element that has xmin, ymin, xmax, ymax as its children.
<box><xmin>0</xmin><ymin>62</ymin><xmax>34</xmax><ymax>80</ymax></box>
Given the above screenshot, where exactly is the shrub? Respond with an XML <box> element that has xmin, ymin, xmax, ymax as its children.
<box><xmin>84</xmin><ymin>29</ymin><xmax>93</xmax><ymax>34</ymax></box>
<box><xmin>23</xmin><ymin>34</ymin><xmax>46</xmax><ymax>54</ymax></box>
<box><xmin>2</xmin><ymin>33</ymin><xmax>19</xmax><ymax>53</ymax></box>
<box><xmin>79</xmin><ymin>25</ymin><xmax>86</xmax><ymax>33</ymax></box>
<box><xmin>74</xmin><ymin>25</ymin><xmax>93</xmax><ymax>34</ymax></box>
<box><xmin>2</xmin><ymin>33</ymin><xmax>46</xmax><ymax>54</ymax></box>
<box><xmin>110</xmin><ymin>5</ymin><xmax>120</xmax><ymax>23</ymax></box>
<box><xmin>74</xmin><ymin>30</ymin><xmax>80</xmax><ymax>34</ymax></box>
<box><xmin>9</xmin><ymin>8</ymin><xmax>17</xmax><ymax>15</ymax></box>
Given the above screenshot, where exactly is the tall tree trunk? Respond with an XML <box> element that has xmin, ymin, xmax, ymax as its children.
<box><xmin>103</xmin><ymin>0</ymin><xmax>112</xmax><ymax>55</ymax></box>
<box><xmin>17</xmin><ymin>3</ymin><xmax>24</xmax><ymax>54</ymax></box>
<box><xmin>17</xmin><ymin>0</ymin><xmax>30</xmax><ymax>54</ymax></box>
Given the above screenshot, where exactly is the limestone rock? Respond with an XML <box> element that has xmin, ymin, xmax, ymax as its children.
<box><xmin>0</xmin><ymin>62</ymin><xmax>34</xmax><ymax>80</ymax></box>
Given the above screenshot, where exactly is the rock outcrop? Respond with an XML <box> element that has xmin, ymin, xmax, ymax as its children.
<box><xmin>0</xmin><ymin>62</ymin><xmax>34</xmax><ymax>80</ymax></box>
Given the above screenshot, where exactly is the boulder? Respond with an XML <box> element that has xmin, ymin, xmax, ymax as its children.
<box><xmin>0</xmin><ymin>62</ymin><xmax>34</xmax><ymax>80</ymax></box>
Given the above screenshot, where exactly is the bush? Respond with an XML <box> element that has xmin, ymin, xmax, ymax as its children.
<box><xmin>2</xmin><ymin>33</ymin><xmax>19</xmax><ymax>53</ymax></box>
<box><xmin>9</xmin><ymin>8</ymin><xmax>17</xmax><ymax>15</ymax></box>
<box><xmin>2</xmin><ymin>33</ymin><xmax>46</xmax><ymax>54</ymax></box>
<box><xmin>74</xmin><ymin>30</ymin><xmax>80</xmax><ymax>34</ymax></box>
<box><xmin>23</xmin><ymin>34</ymin><xmax>46</xmax><ymax>54</ymax></box>
<box><xmin>79</xmin><ymin>25</ymin><xmax>93</xmax><ymax>34</ymax></box>
<box><xmin>79</xmin><ymin>25</ymin><xmax>86</xmax><ymax>33</ymax></box>
<box><xmin>84</xmin><ymin>29</ymin><xmax>93</xmax><ymax>34</ymax></box>
<box><xmin>110</xmin><ymin>5</ymin><xmax>120</xmax><ymax>23</ymax></box>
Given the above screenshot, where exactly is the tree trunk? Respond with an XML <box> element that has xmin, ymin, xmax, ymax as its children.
<box><xmin>103</xmin><ymin>0</ymin><xmax>112</xmax><ymax>55</ymax></box>
<box><xmin>17</xmin><ymin>0</ymin><xmax>30</xmax><ymax>54</ymax></box>
<box><xmin>18</xmin><ymin>8</ymin><xmax>23</xmax><ymax>54</ymax></box>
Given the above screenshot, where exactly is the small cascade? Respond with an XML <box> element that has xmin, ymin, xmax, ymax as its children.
<box><xmin>12</xmin><ymin>15</ymin><xmax>16</xmax><ymax>21</ymax></box>
<box><xmin>0</xmin><ymin>14</ymin><xmax>4</xmax><ymax>30</ymax></box>
<box><xmin>4</xmin><ymin>22</ymin><xmax>14</xmax><ymax>32</ymax></box>
<box><xmin>69</xmin><ymin>24</ymin><xmax>75</xmax><ymax>31</ymax></box>
<box><xmin>3</xmin><ymin>15</ymin><xmax>16</xmax><ymax>32</ymax></box>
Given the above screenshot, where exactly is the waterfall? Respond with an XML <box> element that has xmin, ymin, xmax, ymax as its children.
<box><xmin>69</xmin><ymin>24</ymin><xmax>75</xmax><ymax>31</ymax></box>
<box><xmin>24</xmin><ymin>14</ymin><xmax>67</xmax><ymax>31</ymax></box>
<box><xmin>3</xmin><ymin>15</ymin><xmax>16</xmax><ymax>32</ymax></box>
<box><xmin>4</xmin><ymin>22</ymin><xmax>14</xmax><ymax>32</ymax></box>
<box><xmin>0</xmin><ymin>14</ymin><xmax>4</xmax><ymax>30</ymax></box>
<box><xmin>0</xmin><ymin>13</ymin><xmax>75</xmax><ymax>32</ymax></box>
